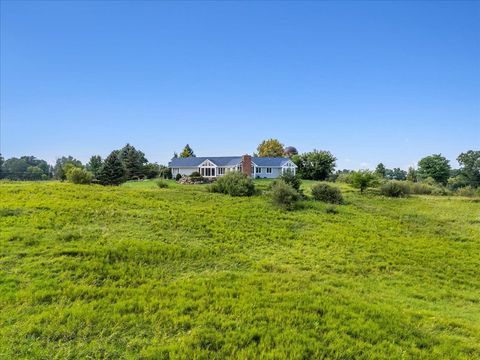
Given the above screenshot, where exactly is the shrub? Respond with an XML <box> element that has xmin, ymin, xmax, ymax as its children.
<box><xmin>190</xmin><ymin>171</ymin><xmax>201</xmax><ymax>177</ymax></box>
<box><xmin>325</xmin><ymin>205</ymin><xmax>339</xmax><ymax>214</ymax></box>
<box><xmin>381</xmin><ymin>181</ymin><xmax>410</xmax><ymax>197</ymax></box>
<box><xmin>408</xmin><ymin>182</ymin><xmax>434</xmax><ymax>195</ymax></box>
<box><xmin>270</xmin><ymin>181</ymin><xmax>299</xmax><ymax>210</ymax></box>
<box><xmin>156</xmin><ymin>180</ymin><xmax>169</xmax><ymax>188</ymax></box>
<box><xmin>311</xmin><ymin>183</ymin><xmax>343</xmax><ymax>204</ymax></box>
<box><xmin>175</xmin><ymin>173</ymin><xmax>182</xmax><ymax>181</ymax></box>
<box><xmin>350</xmin><ymin>170</ymin><xmax>379</xmax><ymax>193</ymax></box>
<box><xmin>208</xmin><ymin>171</ymin><xmax>255</xmax><ymax>197</ymax></box>
<box><xmin>66</xmin><ymin>167</ymin><xmax>93</xmax><ymax>184</ymax></box>
<box><xmin>454</xmin><ymin>186</ymin><xmax>479</xmax><ymax>197</ymax></box>
<box><xmin>279</xmin><ymin>171</ymin><xmax>301</xmax><ymax>191</ymax></box>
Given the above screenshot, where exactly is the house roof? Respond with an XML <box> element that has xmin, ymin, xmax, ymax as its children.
<box><xmin>168</xmin><ymin>156</ymin><xmax>296</xmax><ymax>168</ymax></box>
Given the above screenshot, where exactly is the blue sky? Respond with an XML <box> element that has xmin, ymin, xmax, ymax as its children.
<box><xmin>1</xmin><ymin>1</ymin><xmax>479</xmax><ymax>170</ymax></box>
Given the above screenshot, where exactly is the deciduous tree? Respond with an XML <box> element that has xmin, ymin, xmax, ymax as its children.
<box><xmin>417</xmin><ymin>154</ymin><xmax>451</xmax><ymax>185</ymax></box>
<box><xmin>257</xmin><ymin>139</ymin><xmax>285</xmax><ymax>157</ymax></box>
<box><xmin>293</xmin><ymin>150</ymin><xmax>336</xmax><ymax>180</ymax></box>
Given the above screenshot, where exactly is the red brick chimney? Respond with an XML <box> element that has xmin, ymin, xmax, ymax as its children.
<box><xmin>242</xmin><ymin>154</ymin><xmax>252</xmax><ymax>177</ymax></box>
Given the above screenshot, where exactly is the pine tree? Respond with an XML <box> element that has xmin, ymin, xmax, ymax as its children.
<box><xmin>98</xmin><ymin>151</ymin><xmax>126</xmax><ymax>186</ymax></box>
<box><xmin>118</xmin><ymin>144</ymin><xmax>148</xmax><ymax>179</ymax></box>
<box><xmin>180</xmin><ymin>144</ymin><xmax>195</xmax><ymax>158</ymax></box>
<box><xmin>86</xmin><ymin>155</ymin><xmax>103</xmax><ymax>179</ymax></box>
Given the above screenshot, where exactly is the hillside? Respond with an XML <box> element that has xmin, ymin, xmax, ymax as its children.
<box><xmin>1</xmin><ymin>180</ymin><xmax>479</xmax><ymax>359</ymax></box>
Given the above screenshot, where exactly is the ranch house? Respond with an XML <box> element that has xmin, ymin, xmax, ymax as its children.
<box><xmin>169</xmin><ymin>155</ymin><xmax>297</xmax><ymax>179</ymax></box>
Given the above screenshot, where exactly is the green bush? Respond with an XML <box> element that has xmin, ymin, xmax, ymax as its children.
<box><xmin>381</xmin><ymin>181</ymin><xmax>410</xmax><ymax>197</ymax></box>
<box><xmin>279</xmin><ymin>171</ymin><xmax>301</xmax><ymax>191</ymax></box>
<box><xmin>66</xmin><ymin>167</ymin><xmax>93</xmax><ymax>184</ymax></box>
<box><xmin>311</xmin><ymin>183</ymin><xmax>343</xmax><ymax>204</ymax></box>
<box><xmin>454</xmin><ymin>186</ymin><xmax>479</xmax><ymax>197</ymax></box>
<box><xmin>208</xmin><ymin>171</ymin><xmax>255</xmax><ymax>197</ymax></box>
<box><xmin>270</xmin><ymin>181</ymin><xmax>300</xmax><ymax>210</ymax></box>
<box><xmin>325</xmin><ymin>205</ymin><xmax>339</xmax><ymax>214</ymax></box>
<box><xmin>408</xmin><ymin>182</ymin><xmax>434</xmax><ymax>195</ymax></box>
<box><xmin>175</xmin><ymin>173</ymin><xmax>182</xmax><ymax>181</ymax></box>
<box><xmin>190</xmin><ymin>171</ymin><xmax>201</xmax><ymax>177</ymax></box>
<box><xmin>156</xmin><ymin>180</ymin><xmax>169</xmax><ymax>189</ymax></box>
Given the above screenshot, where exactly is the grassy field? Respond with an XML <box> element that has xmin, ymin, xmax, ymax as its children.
<box><xmin>1</xmin><ymin>180</ymin><xmax>479</xmax><ymax>359</ymax></box>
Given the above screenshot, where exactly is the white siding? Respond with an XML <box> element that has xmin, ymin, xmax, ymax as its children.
<box><xmin>254</xmin><ymin>167</ymin><xmax>282</xmax><ymax>179</ymax></box>
<box><xmin>172</xmin><ymin>167</ymin><xmax>197</xmax><ymax>177</ymax></box>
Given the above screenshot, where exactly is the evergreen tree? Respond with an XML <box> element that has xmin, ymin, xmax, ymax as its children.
<box><xmin>86</xmin><ymin>155</ymin><xmax>103</xmax><ymax>179</ymax></box>
<box><xmin>98</xmin><ymin>151</ymin><xmax>126</xmax><ymax>186</ymax></box>
<box><xmin>118</xmin><ymin>144</ymin><xmax>148</xmax><ymax>179</ymax></box>
<box><xmin>180</xmin><ymin>144</ymin><xmax>195</xmax><ymax>158</ymax></box>
<box><xmin>0</xmin><ymin>154</ymin><xmax>4</xmax><ymax>179</ymax></box>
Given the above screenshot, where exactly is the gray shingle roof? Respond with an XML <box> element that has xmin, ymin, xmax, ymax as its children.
<box><xmin>169</xmin><ymin>156</ymin><xmax>295</xmax><ymax>167</ymax></box>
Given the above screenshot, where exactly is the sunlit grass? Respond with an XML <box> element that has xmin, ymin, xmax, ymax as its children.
<box><xmin>1</xmin><ymin>180</ymin><xmax>479</xmax><ymax>358</ymax></box>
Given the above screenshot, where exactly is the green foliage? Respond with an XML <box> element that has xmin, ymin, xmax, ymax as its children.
<box><xmin>190</xmin><ymin>171</ymin><xmax>201</xmax><ymax>177</ymax></box>
<box><xmin>66</xmin><ymin>167</ymin><xmax>93</xmax><ymax>184</ymax></box>
<box><xmin>293</xmin><ymin>150</ymin><xmax>336</xmax><ymax>180</ymax></box>
<box><xmin>54</xmin><ymin>156</ymin><xmax>83</xmax><ymax>181</ymax></box>
<box><xmin>408</xmin><ymin>181</ymin><xmax>435</xmax><ymax>195</ymax></box>
<box><xmin>386</xmin><ymin>168</ymin><xmax>407</xmax><ymax>181</ymax></box>
<box><xmin>279</xmin><ymin>170</ymin><xmax>301</xmax><ymax>191</ymax></box>
<box><xmin>158</xmin><ymin>165</ymin><xmax>172</xmax><ymax>179</ymax></box>
<box><xmin>208</xmin><ymin>172</ymin><xmax>255</xmax><ymax>196</ymax></box>
<box><xmin>118</xmin><ymin>144</ymin><xmax>148</xmax><ymax>180</ymax></box>
<box><xmin>175</xmin><ymin>173</ymin><xmax>182</xmax><ymax>181</ymax></box>
<box><xmin>156</xmin><ymin>180</ymin><xmax>169</xmax><ymax>188</ymax></box>
<box><xmin>143</xmin><ymin>163</ymin><xmax>160</xmax><ymax>179</ymax></box>
<box><xmin>1</xmin><ymin>181</ymin><xmax>479</xmax><ymax>358</ymax></box>
<box><xmin>2</xmin><ymin>156</ymin><xmax>52</xmax><ymax>180</ymax></box>
<box><xmin>86</xmin><ymin>155</ymin><xmax>103</xmax><ymax>179</ymax></box>
<box><xmin>381</xmin><ymin>181</ymin><xmax>410</xmax><ymax>197</ymax></box>
<box><xmin>350</xmin><ymin>170</ymin><xmax>379</xmax><ymax>193</ymax></box>
<box><xmin>311</xmin><ymin>183</ymin><xmax>343</xmax><ymax>204</ymax></box>
<box><xmin>457</xmin><ymin>150</ymin><xmax>480</xmax><ymax>188</ymax></box>
<box><xmin>98</xmin><ymin>151</ymin><xmax>126</xmax><ymax>186</ymax></box>
<box><xmin>454</xmin><ymin>186</ymin><xmax>479</xmax><ymax>197</ymax></box>
<box><xmin>325</xmin><ymin>204</ymin><xmax>339</xmax><ymax>214</ymax></box>
<box><xmin>375</xmin><ymin>163</ymin><xmax>387</xmax><ymax>178</ymax></box>
<box><xmin>407</xmin><ymin>167</ymin><xmax>417</xmax><ymax>182</ymax></box>
<box><xmin>417</xmin><ymin>154</ymin><xmax>451</xmax><ymax>185</ymax></box>
<box><xmin>269</xmin><ymin>180</ymin><xmax>299</xmax><ymax>210</ymax></box>
<box><xmin>256</xmin><ymin>139</ymin><xmax>285</xmax><ymax>157</ymax></box>
<box><xmin>180</xmin><ymin>144</ymin><xmax>196</xmax><ymax>158</ymax></box>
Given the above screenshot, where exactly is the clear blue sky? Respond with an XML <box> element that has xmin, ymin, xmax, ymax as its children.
<box><xmin>1</xmin><ymin>1</ymin><xmax>479</xmax><ymax>170</ymax></box>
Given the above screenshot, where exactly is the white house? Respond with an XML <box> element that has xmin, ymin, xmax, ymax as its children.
<box><xmin>169</xmin><ymin>155</ymin><xmax>297</xmax><ymax>179</ymax></box>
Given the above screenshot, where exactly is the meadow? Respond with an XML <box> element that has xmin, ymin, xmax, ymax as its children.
<box><xmin>1</xmin><ymin>179</ymin><xmax>479</xmax><ymax>359</ymax></box>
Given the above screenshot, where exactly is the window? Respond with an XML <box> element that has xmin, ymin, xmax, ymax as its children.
<box><xmin>256</xmin><ymin>167</ymin><xmax>261</xmax><ymax>173</ymax></box>
<box><xmin>267</xmin><ymin>168</ymin><xmax>272</xmax><ymax>174</ymax></box>
<box><xmin>218</xmin><ymin>168</ymin><xmax>225</xmax><ymax>175</ymax></box>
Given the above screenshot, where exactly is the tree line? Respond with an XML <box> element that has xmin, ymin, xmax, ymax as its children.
<box><xmin>1</xmin><ymin>140</ymin><xmax>478</xmax><ymax>190</ymax></box>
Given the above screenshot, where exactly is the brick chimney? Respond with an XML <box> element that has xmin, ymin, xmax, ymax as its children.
<box><xmin>242</xmin><ymin>154</ymin><xmax>252</xmax><ymax>177</ymax></box>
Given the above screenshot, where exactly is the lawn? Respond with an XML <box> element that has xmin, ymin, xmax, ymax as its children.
<box><xmin>0</xmin><ymin>180</ymin><xmax>479</xmax><ymax>359</ymax></box>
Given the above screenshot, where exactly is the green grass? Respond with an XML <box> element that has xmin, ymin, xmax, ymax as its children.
<box><xmin>1</xmin><ymin>180</ymin><xmax>479</xmax><ymax>359</ymax></box>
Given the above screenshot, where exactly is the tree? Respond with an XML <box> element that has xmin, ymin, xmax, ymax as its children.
<box><xmin>387</xmin><ymin>168</ymin><xmax>407</xmax><ymax>181</ymax></box>
<box><xmin>66</xmin><ymin>167</ymin><xmax>93</xmax><ymax>184</ymax></box>
<box><xmin>284</xmin><ymin>146</ymin><xmax>298</xmax><ymax>158</ymax></box>
<box><xmin>256</xmin><ymin>139</ymin><xmax>284</xmax><ymax>157</ymax></box>
<box><xmin>98</xmin><ymin>151</ymin><xmax>126</xmax><ymax>186</ymax></box>
<box><xmin>117</xmin><ymin>144</ymin><xmax>148</xmax><ymax>180</ymax></box>
<box><xmin>143</xmin><ymin>163</ymin><xmax>160</xmax><ymax>179</ymax></box>
<box><xmin>375</xmin><ymin>163</ymin><xmax>386</xmax><ymax>178</ymax></box>
<box><xmin>350</xmin><ymin>170</ymin><xmax>379</xmax><ymax>193</ymax></box>
<box><xmin>158</xmin><ymin>165</ymin><xmax>172</xmax><ymax>179</ymax></box>
<box><xmin>0</xmin><ymin>154</ymin><xmax>4</xmax><ymax>179</ymax></box>
<box><xmin>457</xmin><ymin>150</ymin><xmax>480</xmax><ymax>188</ymax></box>
<box><xmin>417</xmin><ymin>154</ymin><xmax>451</xmax><ymax>185</ymax></box>
<box><xmin>3</xmin><ymin>156</ymin><xmax>52</xmax><ymax>180</ymax></box>
<box><xmin>180</xmin><ymin>144</ymin><xmax>195</xmax><ymax>158</ymax></box>
<box><xmin>172</xmin><ymin>152</ymin><xmax>178</xmax><ymax>159</ymax></box>
<box><xmin>86</xmin><ymin>155</ymin><xmax>103</xmax><ymax>179</ymax></box>
<box><xmin>292</xmin><ymin>150</ymin><xmax>336</xmax><ymax>180</ymax></box>
<box><xmin>407</xmin><ymin>167</ymin><xmax>417</xmax><ymax>182</ymax></box>
<box><xmin>54</xmin><ymin>156</ymin><xmax>83</xmax><ymax>181</ymax></box>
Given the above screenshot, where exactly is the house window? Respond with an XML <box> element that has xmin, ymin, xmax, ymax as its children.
<box><xmin>218</xmin><ymin>168</ymin><xmax>225</xmax><ymax>175</ymax></box>
<box><xmin>266</xmin><ymin>168</ymin><xmax>272</xmax><ymax>174</ymax></box>
<box><xmin>256</xmin><ymin>167</ymin><xmax>261</xmax><ymax>173</ymax></box>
